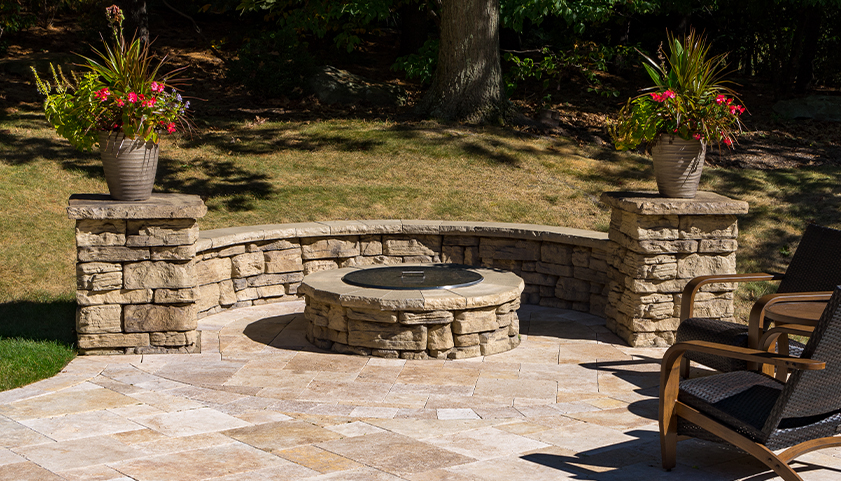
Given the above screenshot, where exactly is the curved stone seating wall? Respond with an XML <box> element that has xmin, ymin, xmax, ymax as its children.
<box><xmin>68</xmin><ymin>191</ymin><xmax>747</xmax><ymax>354</ymax></box>
<box><xmin>194</xmin><ymin>220</ymin><xmax>611</xmax><ymax>321</ymax></box>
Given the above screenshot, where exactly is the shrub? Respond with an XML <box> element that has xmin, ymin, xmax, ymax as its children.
<box><xmin>226</xmin><ymin>28</ymin><xmax>316</xmax><ymax>99</ymax></box>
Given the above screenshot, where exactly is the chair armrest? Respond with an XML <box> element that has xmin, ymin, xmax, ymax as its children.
<box><xmin>680</xmin><ymin>273</ymin><xmax>783</xmax><ymax>321</ymax></box>
<box><xmin>747</xmin><ymin>291</ymin><xmax>833</xmax><ymax>352</ymax></box>
<box><xmin>661</xmin><ymin>340</ymin><xmax>825</xmax><ymax>378</ymax></box>
<box><xmin>759</xmin><ymin>324</ymin><xmax>816</xmax><ymax>352</ymax></box>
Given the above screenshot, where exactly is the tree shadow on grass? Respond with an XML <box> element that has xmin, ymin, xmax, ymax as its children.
<box><xmin>0</xmin><ymin>300</ymin><xmax>76</xmax><ymax>346</ymax></box>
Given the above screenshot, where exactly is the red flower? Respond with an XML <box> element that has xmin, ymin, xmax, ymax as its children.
<box><xmin>715</xmin><ymin>94</ymin><xmax>726</xmax><ymax>105</ymax></box>
<box><xmin>142</xmin><ymin>97</ymin><xmax>157</xmax><ymax>108</ymax></box>
<box><xmin>127</xmin><ymin>92</ymin><xmax>138</xmax><ymax>103</ymax></box>
<box><xmin>693</xmin><ymin>133</ymin><xmax>702</xmax><ymax>140</ymax></box>
<box><xmin>94</xmin><ymin>88</ymin><xmax>110</xmax><ymax>102</ymax></box>
<box><xmin>663</xmin><ymin>89</ymin><xmax>676</xmax><ymax>99</ymax></box>
<box><xmin>115</xmin><ymin>97</ymin><xmax>125</xmax><ymax>107</ymax></box>
<box><xmin>166</xmin><ymin>122</ymin><xmax>176</xmax><ymax>134</ymax></box>
<box><xmin>723</xmin><ymin>137</ymin><xmax>733</xmax><ymax>146</ymax></box>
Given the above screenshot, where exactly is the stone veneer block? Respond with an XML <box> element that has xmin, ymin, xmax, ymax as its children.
<box><xmin>123</xmin><ymin>304</ymin><xmax>198</xmax><ymax>332</ymax></box>
<box><xmin>67</xmin><ymin>193</ymin><xmax>208</xmax><ymax>220</ymax></box>
<box><xmin>75</xmin><ymin>219</ymin><xmax>126</xmax><ymax>246</ymax></box>
<box><xmin>600</xmin><ymin>191</ymin><xmax>749</xmax><ymax>216</ymax></box>
<box><xmin>264</xmin><ymin>249</ymin><xmax>304</xmax><ymax>273</ymax></box>
<box><xmin>126</xmin><ymin>219</ymin><xmax>199</xmax><ymax>246</ymax></box>
<box><xmin>123</xmin><ymin>261</ymin><xmax>196</xmax><ymax>289</ymax></box>
<box><xmin>77</xmin><ymin>305</ymin><xmax>123</xmax><ymax>333</ymax></box>
<box><xmin>78</xmin><ymin>332</ymin><xmax>150</xmax><ymax>350</ymax></box>
<box><xmin>301</xmin><ymin>237</ymin><xmax>360</xmax><ymax>260</ymax></box>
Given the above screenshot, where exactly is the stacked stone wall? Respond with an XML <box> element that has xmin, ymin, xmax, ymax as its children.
<box><xmin>194</xmin><ymin>222</ymin><xmax>611</xmax><ymax>320</ymax></box>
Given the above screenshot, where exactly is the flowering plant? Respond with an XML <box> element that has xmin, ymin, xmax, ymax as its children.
<box><xmin>32</xmin><ymin>5</ymin><xmax>190</xmax><ymax>151</ymax></box>
<box><xmin>609</xmin><ymin>30</ymin><xmax>746</xmax><ymax>151</ymax></box>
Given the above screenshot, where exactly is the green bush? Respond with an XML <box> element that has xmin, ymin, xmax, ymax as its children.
<box><xmin>226</xmin><ymin>29</ymin><xmax>316</xmax><ymax>99</ymax></box>
<box><xmin>392</xmin><ymin>38</ymin><xmax>438</xmax><ymax>86</ymax></box>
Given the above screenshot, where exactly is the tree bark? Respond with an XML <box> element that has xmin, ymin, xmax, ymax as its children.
<box><xmin>124</xmin><ymin>0</ymin><xmax>149</xmax><ymax>44</ymax></box>
<box><xmin>416</xmin><ymin>0</ymin><xmax>506</xmax><ymax>123</ymax></box>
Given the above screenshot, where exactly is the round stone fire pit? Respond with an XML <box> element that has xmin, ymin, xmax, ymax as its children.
<box><xmin>298</xmin><ymin>264</ymin><xmax>524</xmax><ymax>360</ymax></box>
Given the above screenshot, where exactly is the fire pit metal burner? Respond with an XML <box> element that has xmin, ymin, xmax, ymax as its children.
<box><xmin>341</xmin><ymin>264</ymin><xmax>483</xmax><ymax>290</ymax></box>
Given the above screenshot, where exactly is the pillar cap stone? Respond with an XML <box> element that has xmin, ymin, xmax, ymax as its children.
<box><xmin>68</xmin><ymin>194</ymin><xmax>208</xmax><ymax>220</ymax></box>
<box><xmin>600</xmin><ymin>191</ymin><xmax>749</xmax><ymax>216</ymax></box>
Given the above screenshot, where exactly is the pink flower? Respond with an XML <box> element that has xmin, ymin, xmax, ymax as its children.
<box><xmin>729</xmin><ymin>105</ymin><xmax>745</xmax><ymax>115</ymax></box>
<box><xmin>715</xmin><ymin>94</ymin><xmax>726</xmax><ymax>105</ymax></box>
<box><xmin>166</xmin><ymin>122</ymin><xmax>176</xmax><ymax>134</ymax></box>
<box><xmin>115</xmin><ymin>97</ymin><xmax>125</xmax><ymax>107</ymax></box>
<box><xmin>94</xmin><ymin>88</ymin><xmax>110</xmax><ymax>102</ymax></box>
<box><xmin>142</xmin><ymin>97</ymin><xmax>157</xmax><ymax>108</ymax></box>
<box><xmin>151</xmin><ymin>82</ymin><xmax>165</xmax><ymax>93</ymax></box>
<box><xmin>127</xmin><ymin>92</ymin><xmax>138</xmax><ymax>103</ymax></box>
<box><xmin>650</xmin><ymin>92</ymin><xmax>663</xmax><ymax>102</ymax></box>
<box><xmin>663</xmin><ymin>89</ymin><xmax>676</xmax><ymax>99</ymax></box>
<box><xmin>693</xmin><ymin>133</ymin><xmax>702</xmax><ymax>140</ymax></box>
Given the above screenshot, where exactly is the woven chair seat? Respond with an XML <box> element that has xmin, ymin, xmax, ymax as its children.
<box><xmin>677</xmin><ymin>317</ymin><xmax>806</xmax><ymax>373</ymax></box>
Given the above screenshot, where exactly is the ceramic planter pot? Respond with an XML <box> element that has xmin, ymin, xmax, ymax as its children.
<box><xmin>98</xmin><ymin>131</ymin><xmax>159</xmax><ymax>201</ymax></box>
<box><xmin>651</xmin><ymin>134</ymin><xmax>706</xmax><ymax>199</ymax></box>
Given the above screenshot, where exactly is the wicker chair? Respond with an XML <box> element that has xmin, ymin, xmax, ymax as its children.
<box><xmin>676</xmin><ymin>224</ymin><xmax>841</xmax><ymax>377</ymax></box>
<box><xmin>660</xmin><ymin>286</ymin><xmax>841</xmax><ymax>481</ymax></box>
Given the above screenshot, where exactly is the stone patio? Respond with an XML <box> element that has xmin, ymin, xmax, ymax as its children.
<box><xmin>2</xmin><ymin>301</ymin><xmax>840</xmax><ymax>480</ymax></box>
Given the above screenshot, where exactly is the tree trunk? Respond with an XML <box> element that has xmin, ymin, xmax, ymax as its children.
<box><xmin>416</xmin><ymin>0</ymin><xmax>506</xmax><ymax>123</ymax></box>
<box><xmin>125</xmin><ymin>0</ymin><xmax>149</xmax><ymax>44</ymax></box>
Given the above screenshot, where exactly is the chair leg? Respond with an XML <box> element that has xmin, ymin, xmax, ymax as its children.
<box><xmin>661</xmin><ymin>430</ymin><xmax>677</xmax><ymax>470</ymax></box>
<box><xmin>680</xmin><ymin>358</ymin><xmax>690</xmax><ymax>379</ymax></box>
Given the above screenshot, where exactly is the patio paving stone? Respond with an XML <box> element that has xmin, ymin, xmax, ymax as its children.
<box><xmin>316</xmin><ymin>431</ymin><xmax>477</xmax><ymax>476</ymax></box>
<box><xmin>223</xmin><ymin>420</ymin><xmax>344</xmax><ymax>452</ymax></box>
<box><xmin>20</xmin><ymin>409</ymin><xmax>144</xmax><ymax>441</ymax></box>
<box><xmin>110</xmin><ymin>443</ymin><xmax>303</xmax><ymax>481</ymax></box>
<box><xmin>12</xmin><ymin>435</ymin><xmax>142</xmax><ymax>471</ymax></box>
<box><xmin>0</xmin><ymin>462</ymin><xmax>64</xmax><ymax>480</ymax></box>
<box><xmin>275</xmin><ymin>444</ymin><xmax>363</xmax><ymax>473</ymax></box>
<box><xmin>56</xmin><ymin>464</ymin><xmax>135</xmax><ymax>481</ymax></box>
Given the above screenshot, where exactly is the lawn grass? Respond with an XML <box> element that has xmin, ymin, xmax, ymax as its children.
<box><xmin>1</xmin><ymin>107</ymin><xmax>839</xmax><ymax>391</ymax></box>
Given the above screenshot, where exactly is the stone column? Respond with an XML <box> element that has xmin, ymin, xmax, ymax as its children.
<box><xmin>67</xmin><ymin>194</ymin><xmax>207</xmax><ymax>355</ymax></box>
<box><xmin>600</xmin><ymin>192</ymin><xmax>749</xmax><ymax>347</ymax></box>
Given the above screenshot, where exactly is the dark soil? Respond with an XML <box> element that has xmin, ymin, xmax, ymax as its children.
<box><xmin>3</xmin><ymin>15</ymin><xmax>840</xmax><ymax>169</ymax></box>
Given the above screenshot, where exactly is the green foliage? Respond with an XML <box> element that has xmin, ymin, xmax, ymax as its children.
<box><xmin>227</xmin><ymin>28</ymin><xmax>316</xmax><ymax>98</ymax></box>
<box><xmin>31</xmin><ymin>5</ymin><xmax>190</xmax><ymax>150</ymax></box>
<box><xmin>503</xmin><ymin>42</ymin><xmax>630</xmax><ymax>100</ymax></box>
<box><xmin>235</xmin><ymin>0</ymin><xmax>395</xmax><ymax>52</ymax></box>
<box><xmin>392</xmin><ymin>38</ymin><xmax>437</xmax><ymax>85</ymax></box>
<box><xmin>609</xmin><ymin>30</ymin><xmax>746</xmax><ymax>151</ymax></box>
<box><xmin>500</xmin><ymin>0</ymin><xmax>657</xmax><ymax>34</ymax></box>
<box><xmin>0</xmin><ymin>0</ymin><xmax>35</xmax><ymax>53</ymax></box>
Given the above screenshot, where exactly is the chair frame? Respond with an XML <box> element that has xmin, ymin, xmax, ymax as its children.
<box><xmin>679</xmin><ymin>272</ymin><xmax>832</xmax><ymax>376</ymax></box>
<box><xmin>660</xmin><ymin>340</ymin><xmax>841</xmax><ymax>481</ymax></box>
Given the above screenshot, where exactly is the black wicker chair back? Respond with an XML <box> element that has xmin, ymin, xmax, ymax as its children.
<box><xmin>777</xmin><ymin>224</ymin><xmax>841</xmax><ymax>294</ymax></box>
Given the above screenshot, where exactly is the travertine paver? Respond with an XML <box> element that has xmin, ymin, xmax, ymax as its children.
<box><xmin>1</xmin><ymin>300</ymin><xmax>840</xmax><ymax>480</ymax></box>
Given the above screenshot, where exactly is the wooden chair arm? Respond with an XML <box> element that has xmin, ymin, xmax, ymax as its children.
<box><xmin>680</xmin><ymin>273</ymin><xmax>783</xmax><ymax>321</ymax></box>
<box><xmin>661</xmin><ymin>340</ymin><xmax>826</xmax><ymax>379</ymax></box>
<box><xmin>747</xmin><ymin>291</ymin><xmax>833</xmax><ymax>354</ymax></box>
<box><xmin>759</xmin><ymin>324</ymin><xmax>816</xmax><ymax>352</ymax></box>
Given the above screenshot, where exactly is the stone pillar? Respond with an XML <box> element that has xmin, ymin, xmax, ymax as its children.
<box><xmin>67</xmin><ymin>194</ymin><xmax>207</xmax><ymax>355</ymax></box>
<box><xmin>600</xmin><ymin>192</ymin><xmax>749</xmax><ymax>347</ymax></box>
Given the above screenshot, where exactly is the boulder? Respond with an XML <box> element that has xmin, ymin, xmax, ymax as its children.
<box><xmin>310</xmin><ymin>66</ymin><xmax>407</xmax><ymax>107</ymax></box>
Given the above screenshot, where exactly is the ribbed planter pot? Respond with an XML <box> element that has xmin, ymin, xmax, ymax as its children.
<box><xmin>651</xmin><ymin>134</ymin><xmax>706</xmax><ymax>199</ymax></box>
<box><xmin>99</xmin><ymin>131</ymin><xmax>159</xmax><ymax>201</ymax></box>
